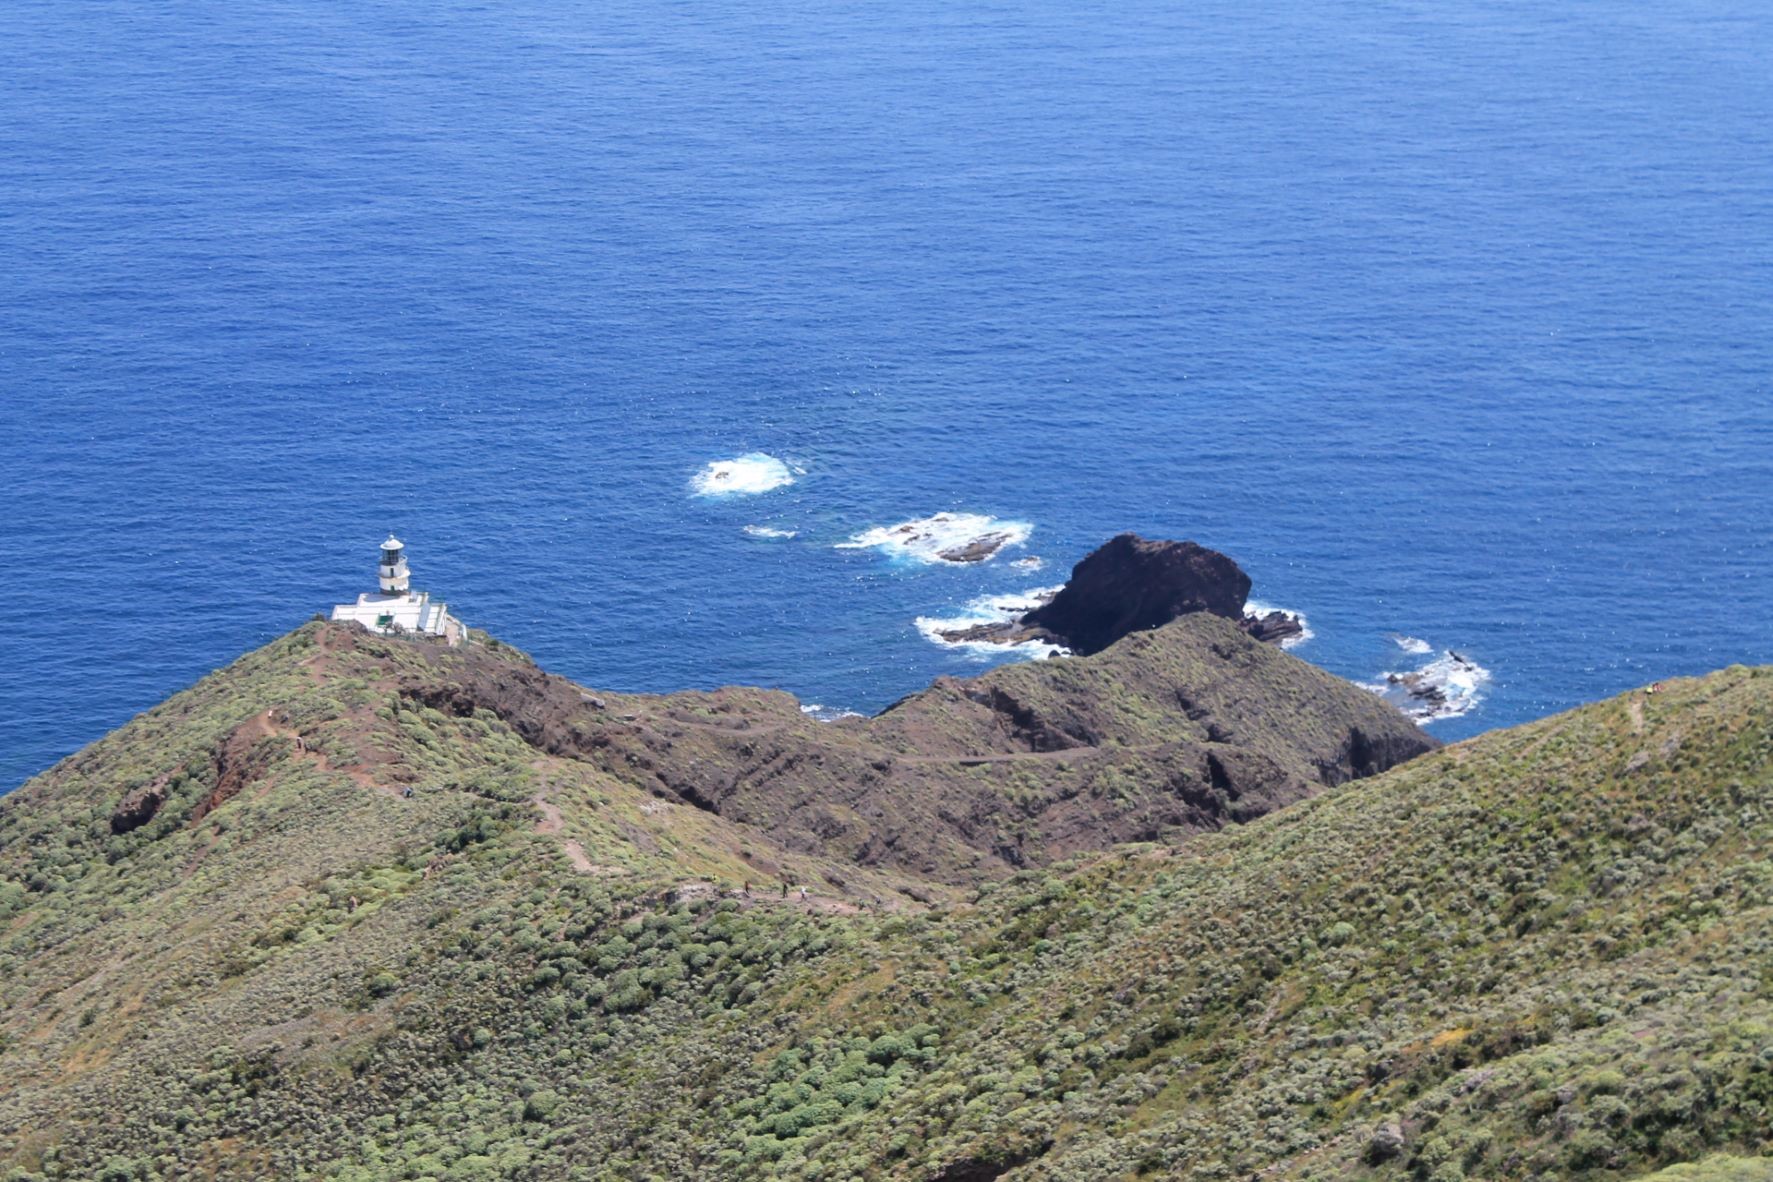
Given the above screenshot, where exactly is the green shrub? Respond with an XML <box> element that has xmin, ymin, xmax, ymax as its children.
<box><xmin>522</xmin><ymin>1090</ymin><xmax>560</xmax><ymax>1122</ymax></box>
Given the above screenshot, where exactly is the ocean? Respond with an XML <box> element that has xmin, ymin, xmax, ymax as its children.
<box><xmin>3</xmin><ymin>0</ymin><xmax>1770</xmax><ymax>791</ymax></box>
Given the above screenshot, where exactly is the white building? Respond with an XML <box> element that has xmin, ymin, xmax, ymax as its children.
<box><xmin>330</xmin><ymin>536</ymin><xmax>465</xmax><ymax>645</ymax></box>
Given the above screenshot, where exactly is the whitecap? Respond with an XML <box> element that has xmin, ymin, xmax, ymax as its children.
<box><xmin>743</xmin><ymin>524</ymin><xmax>798</xmax><ymax>539</ymax></box>
<box><xmin>975</xmin><ymin>585</ymin><xmax>1063</xmax><ymax>617</ymax></box>
<box><xmin>691</xmin><ymin>453</ymin><xmax>795</xmax><ymax>498</ymax></box>
<box><xmin>1245</xmin><ymin>599</ymin><xmax>1314</xmax><ymax>649</ymax></box>
<box><xmin>799</xmin><ymin>702</ymin><xmax>863</xmax><ymax>722</ymax></box>
<box><xmin>914</xmin><ymin>585</ymin><xmax>1069</xmax><ymax>660</ymax></box>
<box><xmin>1390</xmin><ymin>634</ymin><xmax>1433</xmax><ymax>655</ymax></box>
<box><xmin>1011</xmin><ymin>556</ymin><xmax>1045</xmax><ymax>572</ymax></box>
<box><xmin>1365</xmin><ymin>649</ymin><xmax>1492</xmax><ymax>723</ymax></box>
<box><xmin>836</xmin><ymin>512</ymin><xmax>1032</xmax><ymax>565</ymax></box>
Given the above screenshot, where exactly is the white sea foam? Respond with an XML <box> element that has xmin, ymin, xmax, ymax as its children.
<box><xmin>1364</xmin><ymin>648</ymin><xmax>1493</xmax><ymax>723</ymax></box>
<box><xmin>742</xmin><ymin>524</ymin><xmax>798</xmax><ymax>539</ymax></box>
<box><xmin>978</xmin><ymin>586</ymin><xmax>1063</xmax><ymax>616</ymax></box>
<box><xmin>1391</xmin><ymin>634</ymin><xmax>1433</xmax><ymax>655</ymax></box>
<box><xmin>836</xmin><ymin>512</ymin><xmax>1033</xmax><ymax>565</ymax></box>
<box><xmin>799</xmin><ymin>702</ymin><xmax>863</xmax><ymax>722</ymax></box>
<box><xmin>1011</xmin><ymin>556</ymin><xmax>1045</xmax><ymax>571</ymax></box>
<box><xmin>914</xmin><ymin>585</ymin><xmax>1069</xmax><ymax>660</ymax></box>
<box><xmin>1245</xmin><ymin>599</ymin><xmax>1314</xmax><ymax>649</ymax></box>
<box><xmin>691</xmin><ymin>453</ymin><xmax>795</xmax><ymax>498</ymax></box>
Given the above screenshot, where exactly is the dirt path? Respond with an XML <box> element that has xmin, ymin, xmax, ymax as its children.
<box><xmin>251</xmin><ymin>708</ymin><xmax>393</xmax><ymax>795</ymax></box>
<box><xmin>559</xmin><ymin>838</ymin><xmax>598</xmax><ymax>873</ymax></box>
<box><xmin>727</xmin><ymin>887</ymin><xmax>877</xmax><ymax>916</ymax></box>
<box><xmin>658</xmin><ymin>715</ymin><xmax>793</xmax><ymax>738</ymax></box>
<box><xmin>531</xmin><ymin>790</ymin><xmax>615</xmax><ymax>874</ymax></box>
<box><xmin>796</xmin><ymin>895</ymin><xmax>866</xmax><ymax>915</ymax></box>
<box><xmin>896</xmin><ymin>748</ymin><xmax>1086</xmax><ymax>767</ymax></box>
<box><xmin>302</xmin><ymin>745</ymin><xmax>388</xmax><ymax>794</ymax></box>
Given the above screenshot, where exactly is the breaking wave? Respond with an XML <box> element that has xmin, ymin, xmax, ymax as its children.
<box><xmin>1365</xmin><ymin>648</ymin><xmax>1492</xmax><ymax>723</ymax></box>
<box><xmin>836</xmin><ymin>512</ymin><xmax>1032</xmax><ymax>565</ymax></box>
<box><xmin>914</xmin><ymin>586</ymin><xmax>1068</xmax><ymax>660</ymax></box>
<box><xmin>1390</xmin><ymin>634</ymin><xmax>1433</xmax><ymax>655</ymax></box>
<box><xmin>799</xmin><ymin>702</ymin><xmax>863</xmax><ymax>722</ymax></box>
<box><xmin>742</xmin><ymin>524</ymin><xmax>798</xmax><ymax>539</ymax></box>
<box><xmin>1245</xmin><ymin>599</ymin><xmax>1314</xmax><ymax>649</ymax></box>
<box><xmin>691</xmin><ymin>453</ymin><xmax>796</xmax><ymax>498</ymax></box>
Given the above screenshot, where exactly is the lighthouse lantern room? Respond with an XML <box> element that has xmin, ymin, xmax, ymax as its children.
<box><xmin>330</xmin><ymin>535</ymin><xmax>464</xmax><ymax>644</ymax></box>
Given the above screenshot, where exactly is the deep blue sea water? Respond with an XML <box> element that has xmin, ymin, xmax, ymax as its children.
<box><xmin>3</xmin><ymin>0</ymin><xmax>1770</xmax><ymax>791</ymax></box>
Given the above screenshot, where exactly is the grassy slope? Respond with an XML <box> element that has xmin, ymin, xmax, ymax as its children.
<box><xmin>762</xmin><ymin>663</ymin><xmax>1772</xmax><ymax>1181</ymax></box>
<box><xmin>0</xmin><ymin>629</ymin><xmax>1766</xmax><ymax>1181</ymax></box>
<box><xmin>0</xmin><ymin>625</ymin><xmax>931</xmax><ymax>1179</ymax></box>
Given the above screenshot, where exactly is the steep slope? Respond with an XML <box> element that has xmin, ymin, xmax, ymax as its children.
<box><xmin>380</xmin><ymin>613</ymin><xmax>1434</xmax><ymax>879</ymax></box>
<box><xmin>2</xmin><ymin>635</ymin><xmax>1766</xmax><ymax>1181</ymax></box>
<box><xmin>739</xmin><ymin>664</ymin><xmax>1773</xmax><ymax>1181</ymax></box>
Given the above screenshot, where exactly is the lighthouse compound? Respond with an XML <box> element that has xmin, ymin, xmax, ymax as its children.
<box><xmin>330</xmin><ymin>536</ymin><xmax>465</xmax><ymax>645</ymax></box>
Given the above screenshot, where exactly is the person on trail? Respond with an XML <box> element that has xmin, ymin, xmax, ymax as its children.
<box><xmin>798</xmin><ymin>885</ymin><xmax>808</xmax><ymax>901</ymax></box>
<box><xmin>742</xmin><ymin>881</ymin><xmax>751</xmax><ymax>897</ymax></box>
<box><xmin>780</xmin><ymin>882</ymin><xmax>788</xmax><ymax>898</ymax></box>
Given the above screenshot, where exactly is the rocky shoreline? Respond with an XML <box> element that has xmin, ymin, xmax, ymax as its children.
<box><xmin>1377</xmin><ymin>649</ymin><xmax>1491</xmax><ymax>721</ymax></box>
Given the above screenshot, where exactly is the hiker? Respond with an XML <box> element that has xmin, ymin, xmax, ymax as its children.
<box><xmin>403</xmin><ymin>786</ymin><xmax>414</xmax><ymax>799</ymax></box>
<box><xmin>780</xmin><ymin>882</ymin><xmax>788</xmax><ymax>898</ymax></box>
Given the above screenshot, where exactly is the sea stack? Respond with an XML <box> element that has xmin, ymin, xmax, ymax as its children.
<box><xmin>932</xmin><ymin>533</ymin><xmax>1305</xmax><ymax>654</ymax></box>
<box><xmin>1020</xmin><ymin>534</ymin><xmax>1250</xmax><ymax>655</ymax></box>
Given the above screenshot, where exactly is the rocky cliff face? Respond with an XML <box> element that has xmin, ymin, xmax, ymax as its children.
<box><xmin>377</xmin><ymin>610</ymin><xmax>1436</xmax><ymax>880</ymax></box>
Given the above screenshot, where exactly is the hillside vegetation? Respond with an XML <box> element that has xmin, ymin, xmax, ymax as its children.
<box><xmin>0</xmin><ymin>624</ymin><xmax>1767</xmax><ymax>1181</ymax></box>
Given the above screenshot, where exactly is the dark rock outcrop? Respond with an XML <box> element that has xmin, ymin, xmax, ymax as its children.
<box><xmin>1240</xmin><ymin>609</ymin><xmax>1305</xmax><ymax>645</ymax></box>
<box><xmin>1367</xmin><ymin>1121</ymin><xmax>1408</xmax><ymax>1163</ymax></box>
<box><xmin>931</xmin><ymin>534</ymin><xmax>1306</xmax><ymax>655</ymax></box>
<box><xmin>1022</xmin><ymin>534</ymin><xmax>1250</xmax><ymax>655</ymax></box>
<box><xmin>937</xmin><ymin>533</ymin><xmax>1017</xmax><ymax>563</ymax></box>
<box><xmin>110</xmin><ymin>777</ymin><xmax>170</xmax><ymax>834</ymax></box>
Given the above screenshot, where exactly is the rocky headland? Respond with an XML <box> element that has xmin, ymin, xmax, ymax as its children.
<box><xmin>1</xmin><ymin>566</ymin><xmax>1768</xmax><ymax>1181</ymax></box>
<box><xmin>386</xmin><ymin>610</ymin><xmax>1434</xmax><ymax>881</ymax></box>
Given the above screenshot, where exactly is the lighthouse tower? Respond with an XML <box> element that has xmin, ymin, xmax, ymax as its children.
<box><xmin>330</xmin><ymin>535</ymin><xmax>464</xmax><ymax>645</ymax></box>
<box><xmin>379</xmin><ymin>536</ymin><xmax>411</xmax><ymax>594</ymax></box>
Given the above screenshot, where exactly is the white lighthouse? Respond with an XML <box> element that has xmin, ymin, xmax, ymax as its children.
<box><xmin>379</xmin><ymin>536</ymin><xmax>410</xmax><ymax>594</ymax></box>
<box><xmin>331</xmin><ymin>535</ymin><xmax>464</xmax><ymax>645</ymax></box>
